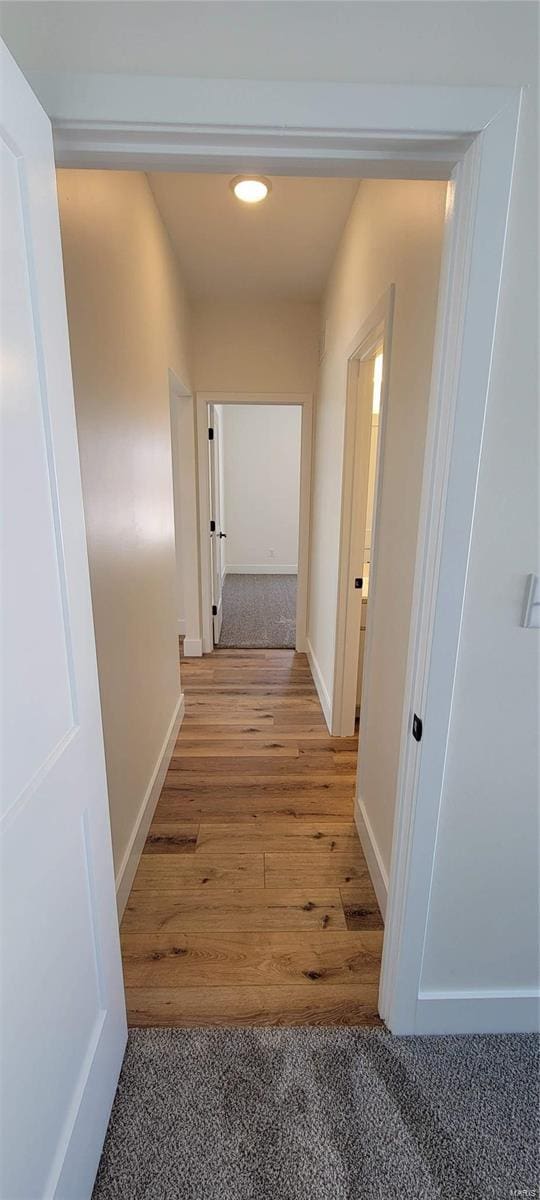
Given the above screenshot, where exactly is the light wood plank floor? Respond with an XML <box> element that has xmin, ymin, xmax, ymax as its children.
<box><xmin>122</xmin><ymin>647</ymin><xmax>384</xmax><ymax>1026</ymax></box>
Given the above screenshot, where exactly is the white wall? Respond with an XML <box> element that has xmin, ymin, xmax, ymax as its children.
<box><xmin>308</xmin><ymin>179</ymin><xmax>447</xmax><ymax>875</ymax></box>
<box><xmin>220</xmin><ymin>404</ymin><xmax>301</xmax><ymax>574</ymax></box>
<box><xmin>57</xmin><ymin>169</ymin><xmax>191</xmax><ymax>898</ymax></box>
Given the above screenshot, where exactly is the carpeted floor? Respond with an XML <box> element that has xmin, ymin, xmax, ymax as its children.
<box><xmin>92</xmin><ymin>1027</ymin><xmax>539</xmax><ymax>1200</ymax></box>
<box><xmin>218</xmin><ymin>573</ymin><xmax>297</xmax><ymax>648</ymax></box>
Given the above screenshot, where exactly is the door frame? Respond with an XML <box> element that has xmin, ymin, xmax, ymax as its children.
<box><xmin>48</xmin><ymin>76</ymin><xmax>522</xmax><ymax>1032</ymax></box>
<box><xmin>332</xmin><ymin>288</ymin><xmax>395</xmax><ymax>738</ymax></box>
<box><xmin>207</xmin><ymin>401</ymin><xmax>224</xmax><ymax>644</ymax></box>
<box><xmin>196</xmin><ymin>392</ymin><xmax>313</xmax><ymax>654</ymax></box>
<box><xmin>168</xmin><ymin>369</ymin><xmax>203</xmax><ymax>657</ymax></box>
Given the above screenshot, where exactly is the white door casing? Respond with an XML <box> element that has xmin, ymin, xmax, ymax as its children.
<box><xmin>197</xmin><ymin>392</ymin><xmax>313</xmax><ymax>656</ymax></box>
<box><xmin>332</xmin><ymin>290</ymin><xmax>394</xmax><ymax>739</ymax></box>
<box><xmin>0</xmin><ymin>42</ymin><xmax>126</xmax><ymax>1199</ymax></box>
<box><xmin>208</xmin><ymin>404</ymin><xmax>224</xmax><ymax>643</ymax></box>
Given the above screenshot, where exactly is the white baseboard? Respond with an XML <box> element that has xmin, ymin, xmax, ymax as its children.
<box><xmin>415</xmin><ymin>988</ymin><xmax>540</xmax><ymax>1034</ymax></box>
<box><xmin>177</xmin><ymin>618</ymin><xmax>186</xmax><ymax>635</ymax></box>
<box><xmin>354</xmin><ymin>794</ymin><xmax>389</xmax><ymax>919</ymax></box>
<box><xmin>183</xmin><ymin>637</ymin><xmax>203</xmax><ymax>657</ymax></box>
<box><xmin>115</xmin><ymin>693</ymin><xmax>185</xmax><ymax>917</ymax></box>
<box><xmin>226</xmin><ymin>564</ymin><xmax>298</xmax><ymax>575</ymax></box>
<box><xmin>306</xmin><ymin>636</ymin><xmax>332</xmax><ymax>731</ymax></box>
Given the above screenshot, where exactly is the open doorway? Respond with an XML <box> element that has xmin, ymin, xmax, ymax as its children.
<box><xmin>332</xmin><ymin>292</ymin><xmax>393</xmax><ymax>738</ymax></box>
<box><xmin>354</xmin><ymin>343</ymin><xmax>384</xmax><ymax>717</ymax></box>
<box><xmin>208</xmin><ymin>402</ymin><xmax>301</xmax><ymax>648</ymax></box>
<box><xmin>197</xmin><ymin>391</ymin><xmax>313</xmax><ymax>655</ymax></box>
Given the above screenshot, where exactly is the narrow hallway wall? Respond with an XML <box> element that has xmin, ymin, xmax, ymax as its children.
<box><xmin>308</xmin><ymin>178</ymin><xmax>447</xmax><ymax>883</ymax></box>
<box><xmin>57</xmin><ymin>169</ymin><xmax>192</xmax><ymax>900</ymax></box>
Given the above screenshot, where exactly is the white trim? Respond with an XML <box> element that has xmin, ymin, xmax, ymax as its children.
<box><xmin>332</xmin><ymin>289</ymin><xmax>394</xmax><ymax>737</ymax></box>
<box><xmin>226</xmin><ymin>564</ymin><xmax>298</xmax><ymax>575</ymax></box>
<box><xmin>380</xmin><ymin>96</ymin><xmax>523</xmax><ymax>1034</ymax></box>
<box><xmin>354</xmin><ymin>795</ymin><xmax>389</xmax><ymax>921</ymax></box>
<box><xmin>197</xmin><ymin>392</ymin><xmax>312</xmax><ymax>655</ymax></box>
<box><xmin>305</xmin><ymin>637</ymin><xmax>332</xmax><ymax>732</ymax></box>
<box><xmin>183</xmin><ymin>637</ymin><xmax>203</xmax><ymax>658</ymax></box>
<box><xmin>168</xmin><ymin>369</ymin><xmax>202</xmax><ymax>656</ymax></box>
<box><xmin>415</xmin><ymin>990</ymin><xmax>540</xmax><ymax>1036</ymax></box>
<box><xmin>39</xmin><ymin>74</ymin><xmax>510</xmax><ymax>180</ymax></box>
<box><xmin>115</xmin><ymin>693</ymin><xmax>184</xmax><ymax>917</ymax></box>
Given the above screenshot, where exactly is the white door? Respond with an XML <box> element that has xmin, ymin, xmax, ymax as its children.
<box><xmin>208</xmin><ymin>404</ymin><xmax>225</xmax><ymax>643</ymax></box>
<box><xmin>0</xmin><ymin>42</ymin><xmax>126</xmax><ymax>1200</ymax></box>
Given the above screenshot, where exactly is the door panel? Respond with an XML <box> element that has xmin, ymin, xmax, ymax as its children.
<box><xmin>0</xmin><ymin>41</ymin><xmax>126</xmax><ymax>1199</ymax></box>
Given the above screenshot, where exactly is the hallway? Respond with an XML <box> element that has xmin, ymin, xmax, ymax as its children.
<box><xmin>121</xmin><ymin>649</ymin><xmax>383</xmax><ymax>1026</ymax></box>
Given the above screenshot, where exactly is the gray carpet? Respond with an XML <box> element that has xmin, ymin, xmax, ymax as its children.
<box><xmin>218</xmin><ymin>573</ymin><xmax>297</xmax><ymax>648</ymax></box>
<box><xmin>92</xmin><ymin>1027</ymin><xmax>539</xmax><ymax>1200</ymax></box>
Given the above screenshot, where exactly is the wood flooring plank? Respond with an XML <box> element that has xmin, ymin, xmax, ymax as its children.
<box><xmin>160</xmin><ymin>777</ymin><xmax>355</xmax><ymax>796</ymax></box>
<box><xmin>155</xmin><ymin>798</ymin><xmax>354</xmax><ymax>824</ymax></box>
<box><xmin>143</xmin><ymin>824</ymin><xmax>199</xmax><ymax>854</ymax></box>
<box><xmin>265</xmin><ymin>851</ymin><xmax>371</xmax><ymax>889</ymax></box>
<box><xmin>170</xmin><ymin>741</ymin><xmax>301</xmax><ymax>759</ymax></box>
<box><xmin>131</xmin><ymin>853</ymin><xmax>264</xmax><ymax>890</ymax></box>
<box><xmin>121</xmin><ymin>931</ymin><xmax>383</xmax><ymax>988</ymax></box>
<box><xmin>125</xmin><ymin>984</ymin><xmax>382</xmax><ymax>1027</ymax></box>
<box><xmin>121</xmin><ymin>888</ymin><xmax>347</xmax><ymax>933</ymax></box>
<box><xmin>196</xmin><ymin>821</ymin><xmax>360</xmax><ymax>855</ymax></box>
<box><xmin>340</xmin><ymin>886</ymin><xmax>385</xmax><ymax>931</ymax></box>
<box><xmin>164</xmin><ymin>761</ymin><xmax>351</xmax><ymax>778</ymax></box>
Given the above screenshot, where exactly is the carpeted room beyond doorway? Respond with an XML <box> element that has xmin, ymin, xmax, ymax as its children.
<box><xmin>93</xmin><ymin>1027</ymin><xmax>538</xmax><ymax>1200</ymax></box>
<box><xmin>218</xmin><ymin>574</ymin><xmax>297</xmax><ymax>648</ymax></box>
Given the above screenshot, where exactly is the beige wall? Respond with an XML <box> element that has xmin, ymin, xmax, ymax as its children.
<box><xmin>57</xmin><ymin>168</ymin><xmax>191</xmax><ymax>880</ymax></box>
<box><xmin>308</xmin><ymin>178</ymin><xmax>447</xmax><ymax>872</ymax></box>
<box><xmin>193</xmin><ymin>298</ymin><xmax>319</xmax><ymax>394</ymax></box>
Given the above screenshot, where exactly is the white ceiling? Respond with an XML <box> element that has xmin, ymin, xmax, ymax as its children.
<box><xmin>148</xmin><ymin>173</ymin><xmax>358</xmax><ymax>301</ymax></box>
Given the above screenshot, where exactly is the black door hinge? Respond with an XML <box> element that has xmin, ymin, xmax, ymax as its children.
<box><xmin>354</xmin><ymin>577</ymin><xmax>363</xmax><ymax>589</ymax></box>
<box><xmin>208</xmin><ymin>427</ymin><xmax>214</xmax><ymax>440</ymax></box>
<box><xmin>412</xmin><ymin>713</ymin><xmax>423</xmax><ymax>742</ymax></box>
<box><xmin>210</xmin><ymin>519</ymin><xmax>216</xmax><ymax>532</ymax></box>
<box><xmin>212</xmin><ymin>604</ymin><xmax>217</xmax><ymax>616</ymax></box>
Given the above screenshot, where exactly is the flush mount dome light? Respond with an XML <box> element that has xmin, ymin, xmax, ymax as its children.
<box><xmin>230</xmin><ymin>176</ymin><xmax>271</xmax><ymax>204</ymax></box>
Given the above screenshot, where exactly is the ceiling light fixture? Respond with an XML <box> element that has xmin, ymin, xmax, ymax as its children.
<box><xmin>230</xmin><ymin>176</ymin><xmax>271</xmax><ymax>204</ymax></box>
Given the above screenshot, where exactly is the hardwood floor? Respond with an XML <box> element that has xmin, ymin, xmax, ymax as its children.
<box><xmin>122</xmin><ymin>647</ymin><xmax>384</xmax><ymax>1026</ymax></box>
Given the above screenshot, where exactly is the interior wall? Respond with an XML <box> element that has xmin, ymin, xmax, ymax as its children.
<box><xmin>57</xmin><ymin>168</ymin><xmax>191</xmax><ymax>882</ymax></box>
<box><xmin>193</xmin><ymin>298</ymin><xmax>319</xmax><ymax>394</ymax></box>
<box><xmin>308</xmin><ymin>178</ymin><xmax>447</xmax><ymax>873</ymax></box>
<box><xmin>220</xmin><ymin>404</ymin><xmax>301</xmax><ymax>574</ymax></box>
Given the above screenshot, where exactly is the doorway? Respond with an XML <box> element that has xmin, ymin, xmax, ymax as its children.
<box><xmin>197</xmin><ymin>392</ymin><xmax>313</xmax><ymax>655</ymax></box>
<box><xmin>208</xmin><ymin>402</ymin><xmax>302</xmax><ymax>649</ymax></box>
<box><xmin>332</xmin><ymin>292</ymin><xmax>393</xmax><ymax>739</ymax></box>
<box><xmin>51</xmin><ymin>87</ymin><xmax>523</xmax><ymax>1039</ymax></box>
